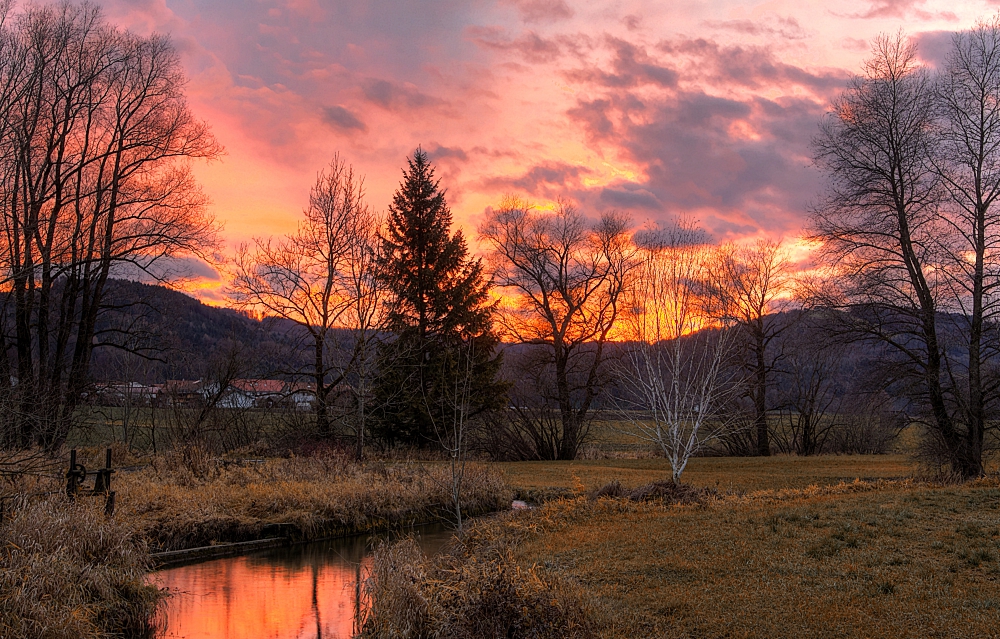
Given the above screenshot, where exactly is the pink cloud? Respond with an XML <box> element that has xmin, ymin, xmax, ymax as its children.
<box><xmin>501</xmin><ymin>0</ymin><xmax>574</xmax><ymax>23</ymax></box>
<box><xmin>843</xmin><ymin>0</ymin><xmax>959</xmax><ymax>22</ymax></box>
<box><xmin>703</xmin><ymin>16</ymin><xmax>808</xmax><ymax>40</ymax></box>
<box><xmin>83</xmin><ymin>0</ymin><xmax>992</xmax><ymax>300</ymax></box>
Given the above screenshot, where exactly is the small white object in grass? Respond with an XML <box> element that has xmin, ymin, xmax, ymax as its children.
<box><xmin>512</xmin><ymin>500</ymin><xmax>531</xmax><ymax>510</ymax></box>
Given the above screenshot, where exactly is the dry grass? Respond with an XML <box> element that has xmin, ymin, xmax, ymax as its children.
<box><xmin>360</xmin><ymin>526</ymin><xmax>595</xmax><ymax>638</ymax></box>
<box><xmin>499</xmin><ymin>454</ymin><xmax>918</xmax><ymax>502</ymax></box>
<box><xmin>0</xmin><ymin>446</ymin><xmax>512</xmax><ymax>638</ymax></box>
<box><xmin>116</xmin><ymin>449</ymin><xmax>512</xmax><ymax>551</ymax></box>
<box><xmin>498</xmin><ymin>477</ymin><xmax>1000</xmax><ymax>638</ymax></box>
<box><xmin>0</xmin><ymin>495</ymin><xmax>160</xmax><ymax>639</ymax></box>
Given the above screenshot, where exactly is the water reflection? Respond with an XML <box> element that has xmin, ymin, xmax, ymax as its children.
<box><xmin>152</xmin><ymin>526</ymin><xmax>452</xmax><ymax>639</ymax></box>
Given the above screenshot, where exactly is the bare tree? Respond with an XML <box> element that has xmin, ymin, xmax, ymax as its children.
<box><xmin>615</xmin><ymin>220</ymin><xmax>740</xmax><ymax>483</ymax></box>
<box><xmin>231</xmin><ymin>155</ymin><xmax>382</xmax><ymax>438</ymax></box>
<box><xmin>718</xmin><ymin>239</ymin><xmax>792</xmax><ymax>456</ymax></box>
<box><xmin>479</xmin><ymin>196</ymin><xmax>633</xmax><ymax>460</ymax></box>
<box><xmin>810</xmin><ymin>29</ymin><xmax>1000</xmax><ymax>478</ymax></box>
<box><xmin>930</xmin><ymin>16</ymin><xmax>1000</xmax><ymax>475</ymax></box>
<box><xmin>772</xmin><ymin>323</ymin><xmax>845</xmax><ymax>456</ymax></box>
<box><xmin>809</xmin><ymin>34</ymin><xmax>955</xmax><ymax>462</ymax></box>
<box><xmin>0</xmin><ymin>2</ymin><xmax>221</xmax><ymax>449</ymax></box>
<box><xmin>345</xmin><ymin>205</ymin><xmax>384</xmax><ymax>460</ymax></box>
<box><xmin>160</xmin><ymin>337</ymin><xmax>255</xmax><ymax>449</ymax></box>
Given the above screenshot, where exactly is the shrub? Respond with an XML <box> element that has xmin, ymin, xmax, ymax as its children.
<box><xmin>627</xmin><ymin>480</ymin><xmax>716</xmax><ymax>504</ymax></box>
<box><xmin>590</xmin><ymin>479</ymin><xmax>626</xmax><ymax>499</ymax></box>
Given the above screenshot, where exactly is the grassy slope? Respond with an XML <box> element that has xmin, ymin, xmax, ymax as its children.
<box><xmin>493</xmin><ymin>457</ymin><xmax>1000</xmax><ymax>638</ymax></box>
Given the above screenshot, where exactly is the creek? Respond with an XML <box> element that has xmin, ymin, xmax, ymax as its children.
<box><xmin>151</xmin><ymin>525</ymin><xmax>453</xmax><ymax>639</ymax></box>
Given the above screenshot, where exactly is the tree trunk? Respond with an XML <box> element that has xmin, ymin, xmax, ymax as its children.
<box><xmin>754</xmin><ymin>331</ymin><xmax>769</xmax><ymax>456</ymax></box>
<box><xmin>315</xmin><ymin>336</ymin><xmax>329</xmax><ymax>437</ymax></box>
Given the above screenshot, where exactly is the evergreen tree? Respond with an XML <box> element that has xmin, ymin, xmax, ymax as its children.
<box><xmin>372</xmin><ymin>149</ymin><xmax>506</xmax><ymax>445</ymax></box>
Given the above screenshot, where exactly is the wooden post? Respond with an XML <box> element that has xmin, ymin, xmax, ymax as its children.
<box><xmin>94</xmin><ymin>448</ymin><xmax>113</xmax><ymax>494</ymax></box>
<box><xmin>65</xmin><ymin>449</ymin><xmax>84</xmax><ymax>499</ymax></box>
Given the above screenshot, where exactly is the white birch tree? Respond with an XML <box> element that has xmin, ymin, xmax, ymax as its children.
<box><xmin>616</xmin><ymin>220</ymin><xmax>741</xmax><ymax>483</ymax></box>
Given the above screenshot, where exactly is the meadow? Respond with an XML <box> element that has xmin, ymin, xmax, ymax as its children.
<box><xmin>5</xmin><ymin>421</ymin><xmax>999</xmax><ymax>639</ymax></box>
<box><xmin>499</xmin><ymin>454</ymin><xmax>917</xmax><ymax>497</ymax></box>
<box><xmin>503</xmin><ymin>477</ymin><xmax>1000</xmax><ymax>638</ymax></box>
<box><xmin>366</xmin><ymin>451</ymin><xmax>1000</xmax><ymax>639</ymax></box>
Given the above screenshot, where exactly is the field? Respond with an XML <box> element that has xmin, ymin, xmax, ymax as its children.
<box><xmin>488</xmin><ymin>463</ymin><xmax>1000</xmax><ymax>638</ymax></box>
<box><xmin>499</xmin><ymin>454</ymin><xmax>918</xmax><ymax>496</ymax></box>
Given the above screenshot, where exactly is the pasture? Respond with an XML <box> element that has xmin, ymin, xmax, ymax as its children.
<box><xmin>483</xmin><ymin>430</ymin><xmax>1000</xmax><ymax>638</ymax></box>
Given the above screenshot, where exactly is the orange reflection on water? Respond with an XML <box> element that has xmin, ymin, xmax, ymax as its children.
<box><xmin>153</xmin><ymin>552</ymin><xmax>370</xmax><ymax>639</ymax></box>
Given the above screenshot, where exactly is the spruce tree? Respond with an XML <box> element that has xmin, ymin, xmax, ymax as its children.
<box><xmin>372</xmin><ymin>149</ymin><xmax>506</xmax><ymax>445</ymax></box>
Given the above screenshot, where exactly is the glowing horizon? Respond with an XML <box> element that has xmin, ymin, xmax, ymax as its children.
<box><xmin>88</xmin><ymin>0</ymin><xmax>991</xmax><ymax>304</ymax></box>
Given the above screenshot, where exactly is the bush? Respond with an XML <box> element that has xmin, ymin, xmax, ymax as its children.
<box><xmin>627</xmin><ymin>480</ymin><xmax>716</xmax><ymax>504</ymax></box>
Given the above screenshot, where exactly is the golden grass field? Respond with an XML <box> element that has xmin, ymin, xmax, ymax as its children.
<box><xmin>492</xmin><ymin>470</ymin><xmax>1000</xmax><ymax>638</ymax></box>
<box><xmin>357</xmin><ymin>450</ymin><xmax>1000</xmax><ymax>638</ymax></box>
<box><xmin>498</xmin><ymin>454</ymin><xmax>919</xmax><ymax>495</ymax></box>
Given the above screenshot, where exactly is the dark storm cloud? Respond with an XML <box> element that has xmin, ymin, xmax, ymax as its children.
<box><xmin>322</xmin><ymin>105</ymin><xmax>367</xmax><ymax>132</ymax></box>
<box><xmin>361</xmin><ymin>78</ymin><xmax>444</xmax><ymax>110</ymax></box>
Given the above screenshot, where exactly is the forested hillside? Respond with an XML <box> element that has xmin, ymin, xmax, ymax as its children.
<box><xmin>88</xmin><ymin>280</ymin><xmax>301</xmax><ymax>382</ymax></box>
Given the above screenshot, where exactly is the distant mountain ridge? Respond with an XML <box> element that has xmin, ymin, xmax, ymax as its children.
<box><xmin>86</xmin><ymin>281</ymin><xmax>930</xmax><ymax>408</ymax></box>
<box><xmin>90</xmin><ymin>280</ymin><xmax>296</xmax><ymax>383</ymax></box>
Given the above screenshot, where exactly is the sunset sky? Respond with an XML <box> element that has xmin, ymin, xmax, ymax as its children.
<box><xmin>94</xmin><ymin>0</ymin><xmax>992</xmax><ymax>301</ymax></box>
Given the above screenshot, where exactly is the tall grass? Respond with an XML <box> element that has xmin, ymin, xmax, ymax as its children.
<box><xmin>0</xmin><ymin>496</ymin><xmax>160</xmax><ymax>639</ymax></box>
<box><xmin>0</xmin><ymin>446</ymin><xmax>511</xmax><ymax>638</ymax></box>
<box><xmin>361</xmin><ymin>521</ymin><xmax>595</xmax><ymax>639</ymax></box>
<box><xmin>117</xmin><ymin>449</ymin><xmax>512</xmax><ymax>550</ymax></box>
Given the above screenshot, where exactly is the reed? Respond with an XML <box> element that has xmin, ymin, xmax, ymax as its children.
<box><xmin>361</xmin><ymin>521</ymin><xmax>595</xmax><ymax>639</ymax></box>
<box><xmin>0</xmin><ymin>496</ymin><xmax>160</xmax><ymax>639</ymax></box>
<box><xmin>116</xmin><ymin>450</ymin><xmax>512</xmax><ymax>551</ymax></box>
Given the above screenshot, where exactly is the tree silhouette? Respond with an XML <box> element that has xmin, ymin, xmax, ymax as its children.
<box><xmin>809</xmin><ymin>32</ymin><xmax>998</xmax><ymax>478</ymax></box>
<box><xmin>372</xmin><ymin>149</ymin><xmax>505</xmax><ymax>445</ymax></box>
<box><xmin>231</xmin><ymin>155</ymin><xmax>381</xmax><ymax>439</ymax></box>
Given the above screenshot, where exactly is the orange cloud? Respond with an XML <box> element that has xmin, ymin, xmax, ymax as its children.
<box><xmin>92</xmin><ymin>0</ymin><xmax>988</xmax><ymax>302</ymax></box>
